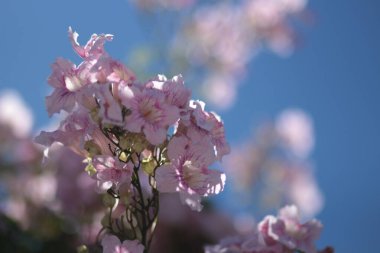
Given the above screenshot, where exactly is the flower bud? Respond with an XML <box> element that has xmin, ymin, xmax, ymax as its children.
<box><xmin>84</xmin><ymin>163</ymin><xmax>97</xmax><ymax>176</ymax></box>
<box><xmin>77</xmin><ymin>245</ymin><xmax>89</xmax><ymax>253</ymax></box>
<box><xmin>142</xmin><ymin>157</ymin><xmax>157</xmax><ymax>175</ymax></box>
<box><xmin>118</xmin><ymin>151</ymin><xmax>129</xmax><ymax>162</ymax></box>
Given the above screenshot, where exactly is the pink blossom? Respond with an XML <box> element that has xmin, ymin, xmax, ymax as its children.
<box><xmin>148</xmin><ymin>74</ymin><xmax>191</xmax><ymax>109</ymax></box>
<box><xmin>87</xmin><ymin>56</ymin><xmax>136</xmax><ymax>85</ymax></box>
<box><xmin>206</xmin><ymin>205</ymin><xmax>323</xmax><ymax>253</ymax></box>
<box><xmin>258</xmin><ymin>205</ymin><xmax>322</xmax><ymax>253</ymax></box>
<box><xmin>45</xmin><ymin>58</ymin><xmax>86</xmax><ymax>116</ymax></box>
<box><xmin>101</xmin><ymin>234</ymin><xmax>144</xmax><ymax>253</ymax></box>
<box><xmin>155</xmin><ymin>136</ymin><xmax>225</xmax><ymax>211</ymax></box>
<box><xmin>45</xmin><ymin>56</ymin><xmax>94</xmax><ymax>116</ymax></box>
<box><xmin>118</xmin><ymin>83</ymin><xmax>180</xmax><ymax>145</ymax></box>
<box><xmin>187</xmin><ymin>100</ymin><xmax>230</xmax><ymax>160</ymax></box>
<box><xmin>68</xmin><ymin>27</ymin><xmax>113</xmax><ymax>60</ymax></box>
<box><xmin>35</xmin><ymin>107</ymin><xmax>114</xmax><ymax>157</ymax></box>
<box><xmin>258</xmin><ymin>215</ymin><xmax>294</xmax><ymax>249</ymax></box>
<box><xmin>155</xmin><ymin>158</ymin><xmax>225</xmax><ymax>211</ymax></box>
<box><xmin>167</xmin><ymin>135</ymin><xmax>216</xmax><ymax>166</ymax></box>
<box><xmin>96</xmin><ymin>84</ymin><xmax>124</xmax><ymax>126</ymax></box>
<box><xmin>278</xmin><ymin>205</ymin><xmax>322</xmax><ymax>253</ymax></box>
<box><xmin>35</xmin><ymin>108</ymin><xmax>95</xmax><ymax>155</ymax></box>
<box><xmin>69</xmin><ymin>27</ymin><xmax>135</xmax><ymax>84</ymax></box>
<box><xmin>92</xmin><ymin>155</ymin><xmax>133</xmax><ymax>191</ymax></box>
<box><xmin>46</xmin><ymin>28</ymin><xmax>136</xmax><ymax>116</ymax></box>
<box><xmin>106</xmin><ymin>60</ymin><xmax>136</xmax><ymax>84</ymax></box>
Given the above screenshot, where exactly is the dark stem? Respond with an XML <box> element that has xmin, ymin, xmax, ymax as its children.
<box><xmin>131</xmin><ymin>156</ymin><xmax>160</xmax><ymax>253</ymax></box>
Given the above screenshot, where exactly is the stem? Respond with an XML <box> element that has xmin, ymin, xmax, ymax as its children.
<box><xmin>99</xmin><ymin>126</ymin><xmax>161</xmax><ymax>252</ymax></box>
<box><xmin>133</xmin><ymin>167</ymin><xmax>148</xmax><ymax>247</ymax></box>
<box><xmin>131</xmin><ymin>158</ymin><xmax>160</xmax><ymax>253</ymax></box>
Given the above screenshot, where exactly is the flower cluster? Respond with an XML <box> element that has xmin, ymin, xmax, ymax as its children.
<box><xmin>224</xmin><ymin>109</ymin><xmax>323</xmax><ymax>219</ymax></box>
<box><xmin>205</xmin><ymin>205</ymin><xmax>327</xmax><ymax>253</ymax></box>
<box><xmin>36</xmin><ymin>28</ymin><xmax>229</xmax><ymax>252</ymax></box>
<box><xmin>171</xmin><ymin>0</ymin><xmax>308</xmax><ymax>109</ymax></box>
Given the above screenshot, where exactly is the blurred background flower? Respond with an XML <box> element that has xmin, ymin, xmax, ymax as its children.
<box><xmin>1</xmin><ymin>0</ymin><xmax>379</xmax><ymax>252</ymax></box>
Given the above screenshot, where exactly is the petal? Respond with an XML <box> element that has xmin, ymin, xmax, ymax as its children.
<box><xmin>34</xmin><ymin>130</ymin><xmax>64</xmax><ymax>147</ymax></box>
<box><xmin>155</xmin><ymin>164</ymin><xmax>179</xmax><ymax>193</ymax></box>
<box><xmin>47</xmin><ymin>58</ymin><xmax>76</xmax><ymax>88</ymax></box>
<box><xmin>101</xmin><ymin>234</ymin><xmax>121</xmax><ymax>253</ymax></box>
<box><xmin>205</xmin><ymin>170</ymin><xmax>226</xmax><ymax>196</ymax></box>
<box><xmin>68</xmin><ymin>27</ymin><xmax>87</xmax><ymax>58</ymax></box>
<box><xmin>45</xmin><ymin>88</ymin><xmax>76</xmax><ymax>116</ymax></box>
<box><xmin>163</xmin><ymin>104</ymin><xmax>180</xmax><ymax>125</ymax></box>
<box><xmin>143</xmin><ymin>125</ymin><xmax>167</xmax><ymax>145</ymax></box>
<box><xmin>125</xmin><ymin>113</ymin><xmax>144</xmax><ymax>133</ymax></box>
<box><xmin>167</xmin><ymin>136</ymin><xmax>188</xmax><ymax>161</ymax></box>
<box><xmin>119</xmin><ymin>85</ymin><xmax>139</xmax><ymax>108</ymax></box>
<box><xmin>121</xmin><ymin>240</ymin><xmax>145</xmax><ymax>253</ymax></box>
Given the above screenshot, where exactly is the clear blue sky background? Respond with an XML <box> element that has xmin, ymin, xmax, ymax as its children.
<box><xmin>1</xmin><ymin>0</ymin><xmax>379</xmax><ymax>252</ymax></box>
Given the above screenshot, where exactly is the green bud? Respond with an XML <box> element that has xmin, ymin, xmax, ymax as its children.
<box><xmin>142</xmin><ymin>158</ymin><xmax>157</xmax><ymax>175</ymax></box>
<box><xmin>84</xmin><ymin>163</ymin><xmax>97</xmax><ymax>176</ymax></box>
<box><xmin>77</xmin><ymin>245</ymin><xmax>88</xmax><ymax>253</ymax></box>
<box><xmin>118</xmin><ymin>152</ymin><xmax>129</xmax><ymax>163</ymax></box>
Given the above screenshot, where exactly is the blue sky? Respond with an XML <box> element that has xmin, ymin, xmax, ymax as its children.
<box><xmin>1</xmin><ymin>0</ymin><xmax>380</xmax><ymax>252</ymax></box>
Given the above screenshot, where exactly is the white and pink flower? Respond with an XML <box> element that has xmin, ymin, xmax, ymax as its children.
<box><xmin>148</xmin><ymin>74</ymin><xmax>191</xmax><ymax>110</ymax></box>
<box><xmin>155</xmin><ymin>135</ymin><xmax>225</xmax><ymax>211</ymax></box>
<box><xmin>92</xmin><ymin>155</ymin><xmax>134</xmax><ymax>192</ymax></box>
<box><xmin>119</xmin><ymin>83</ymin><xmax>179</xmax><ymax>145</ymax></box>
<box><xmin>206</xmin><ymin>205</ymin><xmax>323</xmax><ymax>253</ymax></box>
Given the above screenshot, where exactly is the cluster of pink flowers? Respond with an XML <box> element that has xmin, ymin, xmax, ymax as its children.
<box><xmin>36</xmin><ymin>28</ymin><xmax>229</xmax><ymax>252</ymax></box>
<box><xmin>171</xmin><ymin>0</ymin><xmax>308</xmax><ymax>109</ymax></box>
<box><xmin>205</xmin><ymin>205</ymin><xmax>324</xmax><ymax>253</ymax></box>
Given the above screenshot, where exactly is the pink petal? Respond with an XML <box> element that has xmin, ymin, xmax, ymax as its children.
<box><xmin>143</xmin><ymin>124</ymin><xmax>167</xmax><ymax>145</ymax></box>
<box><xmin>101</xmin><ymin>234</ymin><xmax>121</xmax><ymax>253</ymax></box>
<box><xmin>167</xmin><ymin>136</ymin><xmax>188</xmax><ymax>161</ymax></box>
<box><xmin>155</xmin><ymin>164</ymin><xmax>179</xmax><ymax>193</ymax></box>
<box><xmin>45</xmin><ymin>88</ymin><xmax>76</xmax><ymax>116</ymax></box>
<box><xmin>121</xmin><ymin>240</ymin><xmax>145</xmax><ymax>253</ymax></box>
